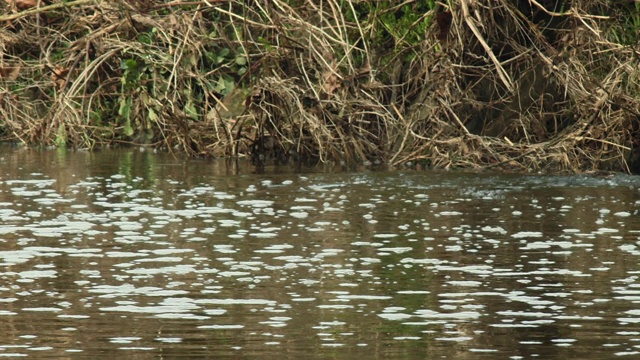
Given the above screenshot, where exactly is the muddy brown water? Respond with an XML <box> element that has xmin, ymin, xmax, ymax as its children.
<box><xmin>2</xmin><ymin>147</ymin><xmax>640</xmax><ymax>359</ymax></box>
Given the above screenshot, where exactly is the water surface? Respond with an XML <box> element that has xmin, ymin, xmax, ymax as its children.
<box><xmin>1</xmin><ymin>147</ymin><xmax>640</xmax><ymax>359</ymax></box>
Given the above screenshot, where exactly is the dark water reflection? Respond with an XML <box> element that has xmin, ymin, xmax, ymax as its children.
<box><xmin>2</xmin><ymin>147</ymin><xmax>640</xmax><ymax>358</ymax></box>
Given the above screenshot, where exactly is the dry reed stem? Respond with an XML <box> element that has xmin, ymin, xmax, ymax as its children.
<box><xmin>0</xmin><ymin>0</ymin><xmax>95</xmax><ymax>22</ymax></box>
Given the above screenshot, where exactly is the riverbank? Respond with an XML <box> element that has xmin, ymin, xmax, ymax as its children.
<box><xmin>1</xmin><ymin>0</ymin><xmax>639</xmax><ymax>172</ymax></box>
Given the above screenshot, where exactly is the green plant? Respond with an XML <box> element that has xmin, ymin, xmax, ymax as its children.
<box><xmin>119</xmin><ymin>57</ymin><xmax>146</xmax><ymax>137</ymax></box>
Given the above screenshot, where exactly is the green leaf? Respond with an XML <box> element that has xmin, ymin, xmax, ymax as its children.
<box><xmin>119</xmin><ymin>97</ymin><xmax>134</xmax><ymax>136</ymax></box>
<box><xmin>218</xmin><ymin>48</ymin><xmax>230</xmax><ymax>58</ymax></box>
<box><xmin>123</xmin><ymin>119</ymin><xmax>134</xmax><ymax>137</ymax></box>
<box><xmin>185</xmin><ymin>101</ymin><xmax>198</xmax><ymax>119</ymax></box>
<box><xmin>118</xmin><ymin>97</ymin><xmax>131</xmax><ymax>119</ymax></box>
<box><xmin>140</xmin><ymin>92</ymin><xmax>149</xmax><ymax>105</ymax></box>
<box><xmin>138</xmin><ymin>33</ymin><xmax>151</xmax><ymax>45</ymax></box>
<box><xmin>205</xmin><ymin>51</ymin><xmax>216</xmax><ymax>63</ymax></box>
<box><xmin>216</xmin><ymin>77</ymin><xmax>235</xmax><ymax>96</ymax></box>
<box><xmin>121</xmin><ymin>59</ymin><xmax>138</xmax><ymax>70</ymax></box>
<box><xmin>235</xmin><ymin>56</ymin><xmax>247</xmax><ymax>66</ymax></box>
<box><xmin>148</xmin><ymin>108</ymin><xmax>158</xmax><ymax>122</ymax></box>
<box><xmin>55</xmin><ymin>124</ymin><xmax>67</xmax><ymax>147</ymax></box>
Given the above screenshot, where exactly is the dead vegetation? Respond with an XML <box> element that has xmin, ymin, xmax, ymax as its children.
<box><xmin>1</xmin><ymin>0</ymin><xmax>640</xmax><ymax>172</ymax></box>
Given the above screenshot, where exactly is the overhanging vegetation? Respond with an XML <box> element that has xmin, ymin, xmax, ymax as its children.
<box><xmin>1</xmin><ymin>0</ymin><xmax>640</xmax><ymax>172</ymax></box>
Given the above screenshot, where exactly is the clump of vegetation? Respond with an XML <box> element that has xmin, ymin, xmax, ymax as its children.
<box><xmin>1</xmin><ymin>0</ymin><xmax>640</xmax><ymax>173</ymax></box>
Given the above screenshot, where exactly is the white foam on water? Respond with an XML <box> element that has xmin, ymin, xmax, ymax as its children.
<box><xmin>197</xmin><ymin>324</ymin><xmax>244</xmax><ymax>330</ymax></box>
<box><xmin>195</xmin><ymin>298</ymin><xmax>276</xmax><ymax>306</ymax></box>
<box><xmin>511</xmin><ymin>231</ymin><xmax>543</xmax><ymax>238</ymax></box>
<box><xmin>378</xmin><ymin>313</ymin><xmax>412</xmax><ymax>321</ymax></box>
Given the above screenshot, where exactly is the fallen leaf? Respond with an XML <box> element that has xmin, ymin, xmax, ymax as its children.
<box><xmin>0</xmin><ymin>65</ymin><xmax>21</xmax><ymax>80</ymax></box>
<box><xmin>4</xmin><ymin>0</ymin><xmax>41</xmax><ymax>10</ymax></box>
<box><xmin>51</xmin><ymin>65</ymin><xmax>69</xmax><ymax>90</ymax></box>
<box><xmin>322</xmin><ymin>61</ymin><xmax>341</xmax><ymax>96</ymax></box>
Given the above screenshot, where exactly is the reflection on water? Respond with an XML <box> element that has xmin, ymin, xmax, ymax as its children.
<box><xmin>1</xmin><ymin>147</ymin><xmax>640</xmax><ymax>358</ymax></box>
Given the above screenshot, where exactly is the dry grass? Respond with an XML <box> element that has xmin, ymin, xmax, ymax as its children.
<box><xmin>1</xmin><ymin>0</ymin><xmax>640</xmax><ymax>172</ymax></box>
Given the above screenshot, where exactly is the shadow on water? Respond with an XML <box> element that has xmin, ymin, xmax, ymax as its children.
<box><xmin>1</xmin><ymin>146</ymin><xmax>640</xmax><ymax>358</ymax></box>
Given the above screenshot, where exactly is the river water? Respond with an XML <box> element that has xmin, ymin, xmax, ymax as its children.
<box><xmin>1</xmin><ymin>147</ymin><xmax>640</xmax><ymax>359</ymax></box>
